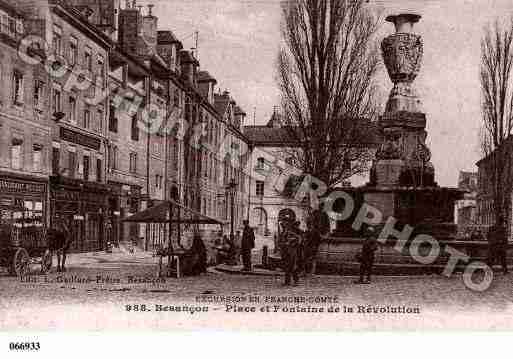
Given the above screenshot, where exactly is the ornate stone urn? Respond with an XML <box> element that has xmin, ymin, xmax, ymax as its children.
<box><xmin>381</xmin><ymin>13</ymin><xmax>423</xmax><ymax>113</ymax></box>
<box><xmin>372</xmin><ymin>13</ymin><xmax>433</xmax><ymax>187</ymax></box>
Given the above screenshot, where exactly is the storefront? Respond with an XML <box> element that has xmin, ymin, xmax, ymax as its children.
<box><xmin>0</xmin><ymin>172</ymin><xmax>47</xmax><ymax>248</ymax></box>
<box><xmin>50</xmin><ymin>176</ymin><xmax>110</xmax><ymax>253</ymax></box>
<box><xmin>107</xmin><ymin>181</ymin><xmax>142</xmax><ymax>246</ymax></box>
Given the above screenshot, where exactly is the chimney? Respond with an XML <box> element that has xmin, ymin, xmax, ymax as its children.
<box><xmin>180</xmin><ymin>50</ymin><xmax>199</xmax><ymax>87</ymax></box>
<box><xmin>141</xmin><ymin>4</ymin><xmax>158</xmax><ymax>55</ymax></box>
<box><xmin>118</xmin><ymin>4</ymin><xmax>143</xmax><ymax>55</ymax></box>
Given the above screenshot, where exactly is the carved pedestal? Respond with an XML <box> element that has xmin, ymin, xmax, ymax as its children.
<box><xmin>375</xmin><ymin>159</ymin><xmax>403</xmax><ymax>186</ymax></box>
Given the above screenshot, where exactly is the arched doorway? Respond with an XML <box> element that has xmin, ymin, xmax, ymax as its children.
<box><xmin>251</xmin><ymin>207</ymin><xmax>268</xmax><ymax>236</ymax></box>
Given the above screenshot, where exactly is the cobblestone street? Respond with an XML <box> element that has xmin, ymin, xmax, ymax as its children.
<box><xmin>1</xmin><ymin>251</ymin><xmax>513</xmax><ymax>330</ymax></box>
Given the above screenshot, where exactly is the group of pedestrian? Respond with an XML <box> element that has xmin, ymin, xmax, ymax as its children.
<box><xmin>279</xmin><ymin>220</ymin><xmax>304</xmax><ymax>286</ymax></box>
<box><xmin>278</xmin><ymin>205</ymin><xmax>332</xmax><ymax>286</ymax></box>
<box><xmin>278</xmin><ymin>218</ymin><xmax>379</xmax><ymax>286</ymax></box>
<box><xmin>215</xmin><ymin>220</ymin><xmax>256</xmax><ymax>270</ymax></box>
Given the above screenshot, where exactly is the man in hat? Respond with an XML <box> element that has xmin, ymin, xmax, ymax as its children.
<box><xmin>241</xmin><ymin>220</ymin><xmax>255</xmax><ymax>271</ymax></box>
<box><xmin>281</xmin><ymin>220</ymin><xmax>303</xmax><ymax>286</ymax></box>
<box><xmin>304</xmin><ymin>203</ymin><xmax>331</xmax><ymax>275</ymax></box>
<box><xmin>354</xmin><ymin>227</ymin><xmax>379</xmax><ymax>284</ymax></box>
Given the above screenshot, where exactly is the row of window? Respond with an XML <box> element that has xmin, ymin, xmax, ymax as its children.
<box><xmin>52</xmin><ymin>24</ymin><xmax>105</xmax><ymax>78</ymax></box>
<box><xmin>0</xmin><ymin>11</ymin><xmax>23</xmax><ymax>39</ymax></box>
<box><xmin>62</xmin><ymin>93</ymin><xmax>104</xmax><ymax>132</ymax></box>
<box><xmin>9</xmin><ymin>138</ymin><xmax>44</xmax><ymax>173</ymax></box>
<box><xmin>10</xmin><ymin>70</ymin><xmax>104</xmax><ymax>135</ymax></box>
<box><xmin>107</xmin><ymin>145</ymin><xmax>138</xmax><ymax>175</ymax></box>
<box><xmin>51</xmin><ymin>147</ymin><xmax>102</xmax><ymax>182</ymax></box>
<box><xmin>10</xmin><ymin>70</ymin><xmax>46</xmax><ymax>109</ymax></box>
<box><xmin>108</xmin><ymin>138</ymin><xmax>182</xmax><ymax>179</ymax></box>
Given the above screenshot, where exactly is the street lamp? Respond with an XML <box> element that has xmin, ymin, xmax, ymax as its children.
<box><xmin>226</xmin><ymin>178</ymin><xmax>237</xmax><ymax>242</ymax></box>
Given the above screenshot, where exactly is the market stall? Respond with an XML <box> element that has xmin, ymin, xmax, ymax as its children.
<box><xmin>123</xmin><ymin>199</ymin><xmax>225</xmax><ymax>277</ymax></box>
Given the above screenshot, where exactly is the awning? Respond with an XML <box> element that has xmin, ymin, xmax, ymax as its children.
<box><xmin>123</xmin><ymin>199</ymin><xmax>226</xmax><ymax>225</ymax></box>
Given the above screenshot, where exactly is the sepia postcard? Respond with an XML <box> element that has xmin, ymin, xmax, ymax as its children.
<box><xmin>1</xmin><ymin>0</ymin><xmax>513</xmax><ymax>350</ymax></box>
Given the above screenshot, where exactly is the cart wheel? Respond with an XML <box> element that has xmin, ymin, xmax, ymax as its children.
<box><xmin>41</xmin><ymin>250</ymin><xmax>52</xmax><ymax>274</ymax></box>
<box><xmin>11</xmin><ymin>248</ymin><xmax>30</xmax><ymax>277</ymax></box>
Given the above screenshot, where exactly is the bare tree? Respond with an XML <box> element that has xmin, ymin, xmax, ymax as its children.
<box><xmin>480</xmin><ymin>18</ymin><xmax>513</xmax><ymax>226</ymax></box>
<box><xmin>278</xmin><ymin>0</ymin><xmax>380</xmax><ymax>189</ymax></box>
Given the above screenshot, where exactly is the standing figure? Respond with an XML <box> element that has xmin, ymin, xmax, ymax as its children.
<box><xmin>281</xmin><ymin>220</ymin><xmax>303</xmax><ymax>286</ymax></box>
<box><xmin>354</xmin><ymin>227</ymin><xmax>378</xmax><ymax>284</ymax></box>
<box><xmin>487</xmin><ymin>216</ymin><xmax>509</xmax><ymax>274</ymax></box>
<box><xmin>241</xmin><ymin>220</ymin><xmax>255</xmax><ymax>271</ymax></box>
<box><xmin>189</xmin><ymin>233</ymin><xmax>207</xmax><ymax>275</ymax></box>
<box><xmin>234</xmin><ymin>230</ymin><xmax>242</xmax><ymax>265</ymax></box>
<box><xmin>47</xmin><ymin>219</ymin><xmax>72</xmax><ymax>272</ymax></box>
<box><xmin>304</xmin><ymin>204</ymin><xmax>331</xmax><ymax>274</ymax></box>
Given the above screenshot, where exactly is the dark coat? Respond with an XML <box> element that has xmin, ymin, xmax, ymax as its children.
<box><xmin>489</xmin><ymin>225</ymin><xmax>507</xmax><ymax>250</ymax></box>
<box><xmin>309</xmin><ymin>209</ymin><xmax>331</xmax><ymax>235</ymax></box>
<box><xmin>47</xmin><ymin>228</ymin><xmax>70</xmax><ymax>251</ymax></box>
<box><xmin>359</xmin><ymin>237</ymin><xmax>378</xmax><ymax>264</ymax></box>
<box><xmin>241</xmin><ymin>226</ymin><xmax>255</xmax><ymax>251</ymax></box>
<box><xmin>189</xmin><ymin>235</ymin><xmax>207</xmax><ymax>275</ymax></box>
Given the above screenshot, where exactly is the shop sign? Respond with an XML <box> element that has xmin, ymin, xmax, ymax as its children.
<box><xmin>60</xmin><ymin>127</ymin><xmax>101</xmax><ymax>150</ymax></box>
<box><xmin>0</xmin><ymin>179</ymin><xmax>45</xmax><ymax>194</ymax></box>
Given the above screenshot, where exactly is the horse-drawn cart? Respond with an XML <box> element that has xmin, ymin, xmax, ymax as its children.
<box><xmin>0</xmin><ymin>204</ymin><xmax>52</xmax><ymax>276</ymax></box>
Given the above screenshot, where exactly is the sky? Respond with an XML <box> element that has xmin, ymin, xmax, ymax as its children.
<box><xmin>139</xmin><ymin>0</ymin><xmax>513</xmax><ymax>187</ymax></box>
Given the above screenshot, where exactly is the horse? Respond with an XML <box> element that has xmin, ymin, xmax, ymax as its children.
<box><xmin>47</xmin><ymin>223</ymin><xmax>72</xmax><ymax>272</ymax></box>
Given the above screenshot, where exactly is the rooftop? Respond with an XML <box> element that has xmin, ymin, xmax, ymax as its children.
<box><xmin>198</xmin><ymin>70</ymin><xmax>217</xmax><ymax>84</ymax></box>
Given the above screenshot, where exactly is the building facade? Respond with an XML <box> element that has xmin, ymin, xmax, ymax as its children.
<box><xmin>0</xmin><ymin>0</ymin><xmax>51</xmax><ymax>249</ymax></box>
<box><xmin>0</xmin><ymin>0</ymin><xmax>251</xmax><ymax>253</ymax></box>
<box><xmin>455</xmin><ymin>171</ymin><xmax>477</xmax><ymax>237</ymax></box>
<box><xmin>244</xmin><ymin>112</ymin><xmax>310</xmax><ymax>238</ymax></box>
<box><xmin>47</xmin><ymin>1</ymin><xmax>113</xmax><ymax>252</ymax></box>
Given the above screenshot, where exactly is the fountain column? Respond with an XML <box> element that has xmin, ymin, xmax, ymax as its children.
<box><xmin>372</xmin><ymin>13</ymin><xmax>434</xmax><ymax>188</ymax></box>
<box><xmin>363</xmin><ymin>13</ymin><xmax>455</xmax><ymax>228</ymax></box>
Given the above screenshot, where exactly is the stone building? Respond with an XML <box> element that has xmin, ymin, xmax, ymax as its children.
<box><xmin>243</xmin><ymin>112</ymin><xmax>310</xmax><ymax>238</ymax></box>
<box><xmin>212</xmin><ymin>90</ymin><xmax>250</xmax><ymax>235</ymax></box>
<box><xmin>89</xmin><ymin>0</ymin><xmax>250</xmax><ymax>249</ymax></box>
<box><xmin>0</xmin><ymin>0</ymin><xmax>52</xmax><ymax>247</ymax></box>
<box><xmin>455</xmin><ymin>171</ymin><xmax>477</xmax><ymax>236</ymax></box>
<box><xmin>476</xmin><ymin>136</ymin><xmax>513</xmax><ymax>239</ymax></box>
<box><xmin>1</xmin><ymin>0</ymin><xmax>114</xmax><ymax>252</ymax></box>
<box><xmin>46</xmin><ymin>1</ymin><xmax>113</xmax><ymax>252</ymax></box>
<box><xmin>0</xmin><ymin>0</ymin><xmax>251</xmax><ymax>253</ymax></box>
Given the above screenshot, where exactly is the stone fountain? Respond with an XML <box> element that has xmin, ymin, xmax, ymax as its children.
<box><xmin>363</xmin><ymin>13</ymin><xmax>464</xmax><ymax>237</ymax></box>
<box><xmin>320</xmin><ymin>14</ymin><xmax>470</xmax><ymax>274</ymax></box>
